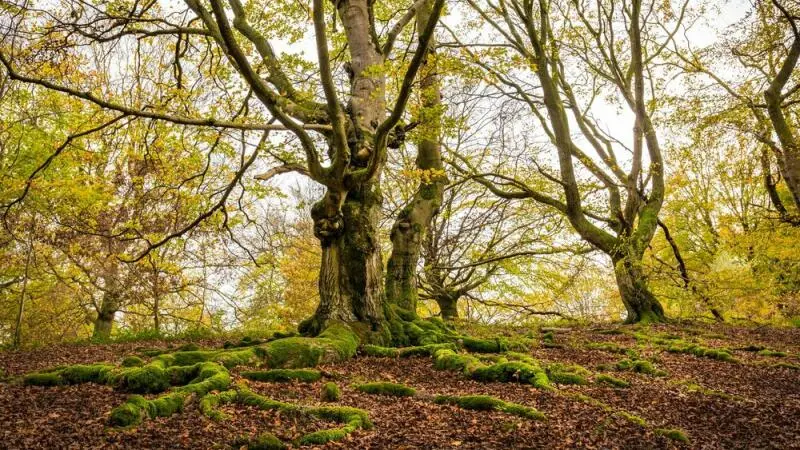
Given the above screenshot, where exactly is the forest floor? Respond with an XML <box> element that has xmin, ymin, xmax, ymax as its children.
<box><xmin>0</xmin><ymin>322</ymin><xmax>798</xmax><ymax>449</ymax></box>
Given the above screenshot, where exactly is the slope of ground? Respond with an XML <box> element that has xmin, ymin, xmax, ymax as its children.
<box><xmin>1</xmin><ymin>322</ymin><xmax>798</xmax><ymax>449</ymax></box>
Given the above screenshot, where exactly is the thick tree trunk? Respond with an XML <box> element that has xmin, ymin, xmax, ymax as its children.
<box><xmin>92</xmin><ymin>310</ymin><xmax>115</xmax><ymax>340</ymax></box>
<box><xmin>385</xmin><ymin>0</ymin><xmax>444</xmax><ymax>314</ymax></box>
<box><xmin>612</xmin><ymin>255</ymin><xmax>665</xmax><ymax>324</ymax></box>
<box><xmin>303</xmin><ymin>184</ymin><xmax>386</xmax><ymax>336</ymax></box>
<box><xmin>92</xmin><ymin>289</ymin><xmax>120</xmax><ymax>340</ymax></box>
<box><xmin>436</xmin><ymin>295</ymin><xmax>459</xmax><ymax>320</ymax></box>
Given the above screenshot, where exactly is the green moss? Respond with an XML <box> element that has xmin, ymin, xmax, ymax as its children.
<box><xmin>232</xmin><ymin>386</ymin><xmax>371</xmax><ymax>444</ymax></box>
<box><xmin>361</xmin><ymin>342</ymin><xmax>458</xmax><ymax>358</ymax></box>
<box><xmin>247</xmin><ymin>432</ymin><xmax>287</xmax><ymax>450</ymax></box>
<box><xmin>148</xmin><ymin>392</ymin><xmax>187</xmax><ymax>417</ymax></box>
<box><xmin>361</xmin><ymin>344</ymin><xmax>400</xmax><ymax>357</ymax></box>
<box><xmin>596</xmin><ymin>374</ymin><xmax>630</xmax><ymax>388</ymax></box>
<box><xmin>24</xmin><ymin>372</ymin><xmax>62</xmax><ymax>386</ymax></box>
<box><xmin>355</xmin><ymin>381</ymin><xmax>416</xmax><ymax>397</ymax></box>
<box><xmin>433</xmin><ymin>395</ymin><xmax>545</xmax><ymax>420</ymax></box>
<box><xmin>139</xmin><ymin>348</ymin><xmax>168</xmax><ymax>357</ymax></box>
<box><xmin>656</xmin><ymin>428</ymin><xmax>690</xmax><ymax>443</ymax></box>
<box><xmin>199</xmin><ymin>389</ymin><xmax>238</xmax><ymax>420</ymax></box>
<box><xmin>61</xmin><ymin>364</ymin><xmax>114</xmax><ymax>384</ymax></box>
<box><xmin>299</xmin><ymin>427</ymin><xmax>352</xmax><ymax>445</ymax></box>
<box><xmin>460</xmin><ymin>337</ymin><xmax>508</xmax><ymax>353</ymax></box>
<box><xmin>321</xmin><ymin>382</ymin><xmax>341</xmax><ymax>402</ymax></box>
<box><xmin>617</xmin><ymin>411</ymin><xmax>647</xmax><ymax>427</ymax></box>
<box><xmin>432</xmin><ymin>349</ymin><xmax>485</xmax><ymax>374</ymax></box>
<box><xmin>587</xmin><ymin>342</ymin><xmax>629</xmax><ymax>354</ymax></box>
<box><xmin>757</xmin><ymin>349</ymin><xmax>787</xmax><ymax>357</ymax></box>
<box><xmin>666</xmin><ymin>343</ymin><xmax>735</xmax><ymax>362</ymax></box>
<box><xmin>121</xmin><ymin>356</ymin><xmax>144</xmax><ymax>367</ymax></box>
<box><xmin>400</xmin><ymin>342</ymin><xmax>458</xmax><ymax>357</ymax></box>
<box><xmin>109</xmin><ymin>398</ymin><xmax>145</xmax><ymax>427</ymax></box>
<box><xmin>472</xmin><ymin>361</ymin><xmax>551</xmax><ymax>389</ymax></box>
<box><xmin>116</xmin><ymin>365</ymin><xmax>171</xmax><ymax>393</ymax></box>
<box><xmin>545</xmin><ymin>363</ymin><xmax>590</xmax><ymax>385</ymax></box>
<box><xmin>241</xmin><ymin>369</ymin><xmax>322</xmax><ymax>383</ymax></box>
<box><xmin>615</xmin><ymin>359</ymin><xmax>667</xmax><ymax>377</ymax></box>
<box><xmin>541</xmin><ymin>331</ymin><xmax>555</xmax><ymax>343</ymax></box>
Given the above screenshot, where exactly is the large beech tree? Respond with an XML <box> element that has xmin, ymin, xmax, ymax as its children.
<box><xmin>458</xmin><ymin>0</ymin><xmax>684</xmax><ymax>322</ymax></box>
<box><xmin>1</xmin><ymin>0</ymin><xmax>444</xmax><ymax>338</ymax></box>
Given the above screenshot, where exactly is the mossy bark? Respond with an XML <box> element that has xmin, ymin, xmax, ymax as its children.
<box><xmin>305</xmin><ymin>185</ymin><xmax>386</xmax><ymax>338</ymax></box>
<box><xmin>92</xmin><ymin>291</ymin><xmax>120</xmax><ymax>340</ymax></box>
<box><xmin>613</xmin><ymin>254</ymin><xmax>665</xmax><ymax>324</ymax></box>
<box><xmin>436</xmin><ymin>295</ymin><xmax>458</xmax><ymax>320</ymax></box>
<box><xmin>385</xmin><ymin>0</ymin><xmax>445</xmax><ymax>314</ymax></box>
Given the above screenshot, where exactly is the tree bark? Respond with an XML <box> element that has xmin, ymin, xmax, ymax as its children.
<box><xmin>386</xmin><ymin>0</ymin><xmax>445</xmax><ymax>315</ymax></box>
<box><xmin>436</xmin><ymin>295</ymin><xmax>459</xmax><ymax>320</ymax></box>
<box><xmin>764</xmin><ymin>33</ymin><xmax>800</xmax><ymax>209</ymax></box>
<box><xmin>92</xmin><ymin>291</ymin><xmax>119</xmax><ymax>340</ymax></box>
<box><xmin>303</xmin><ymin>184</ymin><xmax>386</xmax><ymax>336</ymax></box>
<box><xmin>612</xmin><ymin>253</ymin><xmax>665</xmax><ymax>324</ymax></box>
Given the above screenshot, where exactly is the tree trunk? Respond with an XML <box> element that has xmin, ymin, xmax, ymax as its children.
<box><xmin>92</xmin><ymin>291</ymin><xmax>119</xmax><ymax>340</ymax></box>
<box><xmin>436</xmin><ymin>295</ymin><xmax>459</xmax><ymax>320</ymax></box>
<box><xmin>612</xmin><ymin>255</ymin><xmax>665</xmax><ymax>324</ymax></box>
<box><xmin>302</xmin><ymin>184</ymin><xmax>386</xmax><ymax>336</ymax></box>
<box><xmin>761</xmin><ymin>146</ymin><xmax>791</xmax><ymax>219</ymax></box>
<box><xmin>764</xmin><ymin>36</ymin><xmax>800</xmax><ymax>210</ymax></box>
<box><xmin>385</xmin><ymin>0</ymin><xmax>445</xmax><ymax>314</ymax></box>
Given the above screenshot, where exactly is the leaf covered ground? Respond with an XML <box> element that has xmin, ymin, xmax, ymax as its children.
<box><xmin>1</xmin><ymin>322</ymin><xmax>798</xmax><ymax>449</ymax></box>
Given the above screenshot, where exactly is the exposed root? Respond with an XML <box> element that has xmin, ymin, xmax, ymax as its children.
<box><xmin>433</xmin><ymin>394</ymin><xmax>546</xmax><ymax>421</ymax></box>
<box><xmin>201</xmin><ymin>386</ymin><xmax>372</xmax><ymax>446</ymax></box>
<box><xmin>354</xmin><ymin>381</ymin><xmax>416</xmax><ymax>397</ymax></box>
<box><xmin>241</xmin><ymin>369</ymin><xmax>322</xmax><ymax>383</ymax></box>
<box><xmin>22</xmin><ymin>322</ymin><xmax>361</xmax><ymax>427</ymax></box>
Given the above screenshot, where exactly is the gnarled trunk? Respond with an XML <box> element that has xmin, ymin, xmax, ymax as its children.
<box><xmin>92</xmin><ymin>291</ymin><xmax>119</xmax><ymax>340</ymax></box>
<box><xmin>436</xmin><ymin>295</ymin><xmax>459</xmax><ymax>320</ymax></box>
<box><xmin>302</xmin><ymin>184</ymin><xmax>386</xmax><ymax>336</ymax></box>
<box><xmin>612</xmin><ymin>254</ymin><xmax>665</xmax><ymax>324</ymax></box>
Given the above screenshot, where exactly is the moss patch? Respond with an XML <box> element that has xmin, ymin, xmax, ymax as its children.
<box><xmin>656</xmin><ymin>427</ymin><xmax>690</xmax><ymax>443</ymax></box>
<box><xmin>595</xmin><ymin>374</ymin><xmax>630</xmax><ymax>388</ymax></box>
<box><xmin>433</xmin><ymin>394</ymin><xmax>545</xmax><ymax>420</ymax></box>
<box><xmin>121</xmin><ymin>356</ymin><xmax>144</xmax><ymax>367</ymax></box>
<box><xmin>241</xmin><ymin>369</ymin><xmax>322</xmax><ymax>383</ymax></box>
<box><xmin>321</xmin><ymin>382</ymin><xmax>341</xmax><ymax>402</ymax></box>
<box><xmin>615</xmin><ymin>358</ymin><xmax>667</xmax><ymax>377</ymax></box>
<box><xmin>354</xmin><ymin>381</ymin><xmax>416</xmax><ymax>397</ymax></box>
<box><xmin>545</xmin><ymin>363</ymin><xmax>590</xmax><ymax>385</ymax></box>
<box><xmin>233</xmin><ymin>432</ymin><xmax>287</xmax><ymax>450</ymax></box>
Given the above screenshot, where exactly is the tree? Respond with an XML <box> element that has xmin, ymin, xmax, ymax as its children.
<box><xmin>454</xmin><ymin>0</ymin><xmax>683</xmax><ymax>322</ymax></box>
<box><xmin>385</xmin><ymin>0</ymin><xmax>447</xmax><ymax>315</ymax></box>
<box><xmin>1</xmin><ymin>0</ymin><xmax>445</xmax><ymax>339</ymax></box>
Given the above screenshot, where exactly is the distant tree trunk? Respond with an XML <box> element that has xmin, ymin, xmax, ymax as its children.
<box><xmin>13</xmin><ymin>227</ymin><xmax>34</xmax><ymax>348</ymax></box>
<box><xmin>761</xmin><ymin>146</ymin><xmax>790</xmax><ymax>219</ymax></box>
<box><xmin>92</xmin><ymin>290</ymin><xmax>119</xmax><ymax>340</ymax></box>
<box><xmin>436</xmin><ymin>294</ymin><xmax>459</xmax><ymax>320</ymax></box>
<box><xmin>386</xmin><ymin>0</ymin><xmax>445</xmax><ymax>315</ymax></box>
